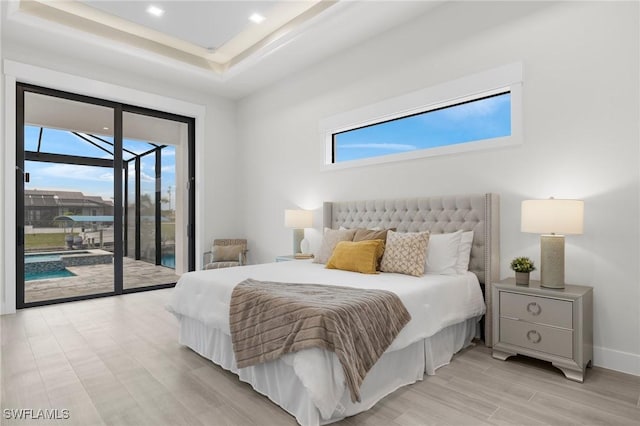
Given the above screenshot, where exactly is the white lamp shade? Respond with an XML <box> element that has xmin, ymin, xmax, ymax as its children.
<box><xmin>284</xmin><ymin>209</ymin><xmax>313</xmax><ymax>229</ymax></box>
<box><xmin>521</xmin><ymin>199</ymin><xmax>584</xmax><ymax>235</ymax></box>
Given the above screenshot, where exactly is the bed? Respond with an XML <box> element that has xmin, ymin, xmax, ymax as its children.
<box><xmin>167</xmin><ymin>193</ymin><xmax>500</xmax><ymax>425</ymax></box>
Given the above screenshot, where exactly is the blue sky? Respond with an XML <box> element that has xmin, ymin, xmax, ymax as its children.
<box><xmin>334</xmin><ymin>93</ymin><xmax>511</xmax><ymax>162</ymax></box>
<box><xmin>24</xmin><ymin>126</ymin><xmax>176</xmax><ymax>208</ymax></box>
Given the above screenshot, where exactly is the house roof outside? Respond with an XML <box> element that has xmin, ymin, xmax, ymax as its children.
<box><xmin>25</xmin><ymin>189</ymin><xmax>114</xmax><ymax>208</ymax></box>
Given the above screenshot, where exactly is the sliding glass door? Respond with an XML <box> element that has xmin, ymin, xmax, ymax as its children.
<box><xmin>16</xmin><ymin>83</ymin><xmax>195</xmax><ymax>308</ymax></box>
<box><xmin>19</xmin><ymin>91</ymin><xmax>116</xmax><ymax>305</ymax></box>
<box><xmin>121</xmin><ymin>111</ymin><xmax>187</xmax><ymax>290</ymax></box>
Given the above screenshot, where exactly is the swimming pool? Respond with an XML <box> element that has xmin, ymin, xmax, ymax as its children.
<box><xmin>25</xmin><ymin>269</ymin><xmax>76</xmax><ymax>281</ymax></box>
<box><xmin>24</xmin><ymin>250</ymin><xmax>113</xmax><ymax>281</ymax></box>
<box><xmin>25</xmin><ymin>251</ymin><xmax>90</xmax><ymax>263</ymax></box>
<box><xmin>25</xmin><ymin>254</ymin><xmax>64</xmax><ymax>263</ymax></box>
<box><xmin>162</xmin><ymin>253</ymin><xmax>175</xmax><ymax>269</ymax></box>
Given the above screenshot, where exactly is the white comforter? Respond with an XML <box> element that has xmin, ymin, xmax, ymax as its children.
<box><xmin>166</xmin><ymin>260</ymin><xmax>485</xmax><ymax>418</ymax></box>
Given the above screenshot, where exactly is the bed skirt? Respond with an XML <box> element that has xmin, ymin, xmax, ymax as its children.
<box><xmin>178</xmin><ymin>316</ymin><xmax>480</xmax><ymax>426</ymax></box>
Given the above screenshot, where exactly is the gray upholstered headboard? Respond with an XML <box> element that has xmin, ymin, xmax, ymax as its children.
<box><xmin>322</xmin><ymin>193</ymin><xmax>500</xmax><ymax>346</ymax></box>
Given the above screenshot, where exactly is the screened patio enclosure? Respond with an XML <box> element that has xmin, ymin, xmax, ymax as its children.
<box><xmin>17</xmin><ymin>84</ymin><xmax>194</xmax><ymax>307</ymax></box>
<box><xmin>25</xmin><ymin>126</ymin><xmax>177</xmax><ymax>268</ymax></box>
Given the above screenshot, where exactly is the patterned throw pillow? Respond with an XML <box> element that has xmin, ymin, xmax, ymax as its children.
<box><xmin>380</xmin><ymin>230</ymin><xmax>430</xmax><ymax>277</ymax></box>
<box><xmin>313</xmin><ymin>228</ymin><xmax>357</xmax><ymax>264</ymax></box>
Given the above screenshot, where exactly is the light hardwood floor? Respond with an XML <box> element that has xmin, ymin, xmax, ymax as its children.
<box><xmin>1</xmin><ymin>289</ymin><xmax>639</xmax><ymax>426</ymax></box>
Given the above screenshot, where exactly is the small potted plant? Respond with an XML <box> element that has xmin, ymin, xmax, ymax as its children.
<box><xmin>510</xmin><ymin>256</ymin><xmax>536</xmax><ymax>285</ymax></box>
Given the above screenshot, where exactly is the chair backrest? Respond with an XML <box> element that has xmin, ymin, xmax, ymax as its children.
<box><xmin>213</xmin><ymin>239</ymin><xmax>247</xmax><ymax>249</ymax></box>
<box><xmin>204</xmin><ymin>239</ymin><xmax>248</xmax><ymax>269</ymax></box>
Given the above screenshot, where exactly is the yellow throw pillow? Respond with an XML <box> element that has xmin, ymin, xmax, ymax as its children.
<box><xmin>326</xmin><ymin>239</ymin><xmax>385</xmax><ymax>274</ymax></box>
<box><xmin>353</xmin><ymin>228</ymin><xmax>395</xmax><ymax>270</ymax></box>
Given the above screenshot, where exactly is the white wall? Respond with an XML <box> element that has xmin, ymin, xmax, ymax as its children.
<box><xmin>1</xmin><ymin>41</ymin><xmax>241</xmax><ymax>313</ymax></box>
<box><xmin>237</xmin><ymin>1</ymin><xmax>640</xmax><ymax>375</ymax></box>
<box><xmin>0</xmin><ymin>5</ymin><xmax>5</xmax><ymax>318</ymax></box>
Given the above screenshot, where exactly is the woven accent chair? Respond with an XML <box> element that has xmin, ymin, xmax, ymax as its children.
<box><xmin>203</xmin><ymin>239</ymin><xmax>248</xmax><ymax>270</ymax></box>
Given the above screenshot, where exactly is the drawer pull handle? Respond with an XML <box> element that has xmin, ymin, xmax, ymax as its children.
<box><xmin>526</xmin><ymin>302</ymin><xmax>542</xmax><ymax>316</ymax></box>
<box><xmin>527</xmin><ymin>330</ymin><xmax>542</xmax><ymax>344</ymax></box>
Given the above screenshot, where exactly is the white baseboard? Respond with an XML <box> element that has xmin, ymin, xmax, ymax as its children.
<box><xmin>593</xmin><ymin>345</ymin><xmax>640</xmax><ymax>376</ymax></box>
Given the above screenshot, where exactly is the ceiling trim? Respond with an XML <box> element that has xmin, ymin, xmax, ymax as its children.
<box><xmin>18</xmin><ymin>0</ymin><xmax>221</xmax><ymax>73</ymax></box>
<box><xmin>226</xmin><ymin>1</ymin><xmax>337</xmax><ymax>72</ymax></box>
<box><xmin>15</xmin><ymin>0</ymin><xmax>340</xmax><ymax>77</ymax></box>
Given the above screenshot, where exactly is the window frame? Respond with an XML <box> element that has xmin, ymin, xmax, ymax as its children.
<box><xmin>320</xmin><ymin>62</ymin><xmax>523</xmax><ymax>170</ymax></box>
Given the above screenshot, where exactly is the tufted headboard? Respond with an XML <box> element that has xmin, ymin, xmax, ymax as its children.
<box><xmin>322</xmin><ymin>193</ymin><xmax>500</xmax><ymax>346</ymax></box>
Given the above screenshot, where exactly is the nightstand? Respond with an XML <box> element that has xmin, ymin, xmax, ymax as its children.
<box><xmin>275</xmin><ymin>255</ymin><xmax>313</xmax><ymax>262</ymax></box>
<box><xmin>275</xmin><ymin>255</ymin><xmax>296</xmax><ymax>262</ymax></box>
<box><xmin>492</xmin><ymin>278</ymin><xmax>593</xmax><ymax>382</ymax></box>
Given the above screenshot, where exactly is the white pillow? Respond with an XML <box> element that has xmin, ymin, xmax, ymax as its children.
<box><xmin>425</xmin><ymin>230</ymin><xmax>463</xmax><ymax>275</ymax></box>
<box><xmin>313</xmin><ymin>228</ymin><xmax>356</xmax><ymax>264</ymax></box>
<box><xmin>455</xmin><ymin>231</ymin><xmax>474</xmax><ymax>274</ymax></box>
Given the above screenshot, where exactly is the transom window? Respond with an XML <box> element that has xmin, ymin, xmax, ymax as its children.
<box><xmin>320</xmin><ymin>63</ymin><xmax>523</xmax><ymax>169</ymax></box>
<box><xmin>333</xmin><ymin>92</ymin><xmax>511</xmax><ymax>163</ymax></box>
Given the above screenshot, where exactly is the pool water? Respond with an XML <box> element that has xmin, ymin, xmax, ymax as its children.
<box><xmin>25</xmin><ymin>251</ymin><xmax>90</xmax><ymax>263</ymax></box>
<box><xmin>25</xmin><ymin>254</ymin><xmax>62</xmax><ymax>263</ymax></box>
<box><xmin>162</xmin><ymin>253</ymin><xmax>175</xmax><ymax>269</ymax></box>
<box><xmin>25</xmin><ymin>269</ymin><xmax>76</xmax><ymax>281</ymax></box>
<box><xmin>24</xmin><ymin>251</ymin><xmax>88</xmax><ymax>280</ymax></box>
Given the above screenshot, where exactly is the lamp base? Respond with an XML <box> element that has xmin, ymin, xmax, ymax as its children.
<box><xmin>293</xmin><ymin>228</ymin><xmax>304</xmax><ymax>255</ymax></box>
<box><xmin>300</xmin><ymin>238</ymin><xmax>310</xmax><ymax>254</ymax></box>
<box><xmin>540</xmin><ymin>234</ymin><xmax>565</xmax><ymax>289</ymax></box>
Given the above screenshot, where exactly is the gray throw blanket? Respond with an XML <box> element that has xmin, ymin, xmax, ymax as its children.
<box><xmin>229</xmin><ymin>278</ymin><xmax>412</xmax><ymax>402</ymax></box>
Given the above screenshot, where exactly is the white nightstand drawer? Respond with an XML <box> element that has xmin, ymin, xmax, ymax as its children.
<box><xmin>500</xmin><ymin>292</ymin><xmax>572</xmax><ymax>329</ymax></box>
<box><xmin>500</xmin><ymin>318</ymin><xmax>573</xmax><ymax>359</ymax></box>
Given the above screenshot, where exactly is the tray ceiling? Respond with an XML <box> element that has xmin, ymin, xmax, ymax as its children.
<box><xmin>3</xmin><ymin>1</ymin><xmax>445</xmax><ymax>98</ymax></box>
<box><xmin>16</xmin><ymin>0</ymin><xmax>335</xmax><ymax>74</ymax></box>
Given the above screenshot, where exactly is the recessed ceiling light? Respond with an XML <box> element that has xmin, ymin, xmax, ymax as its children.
<box><xmin>249</xmin><ymin>13</ymin><xmax>265</xmax><ymax>24</ymax></box>
<box><xmin>146</xmin><ymin>5</ymin><xmax>164</xmax><ymax>17</ymax></box>
<box><xmin>103</xmin><ymin>127</ymin><xmax>109</xmax><ymax>130</ymax></box>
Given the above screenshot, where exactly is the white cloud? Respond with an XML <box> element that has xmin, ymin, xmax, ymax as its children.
<box><xmin>37</xmin><ymin>163</ymin><xmax>114</xmax><ymax>182</ymax></box>
<box><xmin>126</xmin><ymin>167</ymin><xmax>155</xmax><ymax>182</ymax></box>
<box><xmin>140</xmin><ymin>172</ymin><xmax>155</xmax><ymax>182</ymax></box>
<box><xmin>340</xmin><ymin>143</ymin><xmax>416</xmax><ymax>151</ymax></box>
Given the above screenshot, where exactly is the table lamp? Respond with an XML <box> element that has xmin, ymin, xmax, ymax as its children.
<box><xmin>521</xmin><ymin>198</ymin><xmax>584</xmax><ymax>289</ymax></box>
<box><xmin>284</xmin><ymin>209</ymin><xmax>313</xmax><ymax>255</ymax></box>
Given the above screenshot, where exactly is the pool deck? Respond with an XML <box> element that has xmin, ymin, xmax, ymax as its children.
<box><xmin>24</xmin><ymin>257</ymin><xmax>180</xmax><ymax>304</ymax></box>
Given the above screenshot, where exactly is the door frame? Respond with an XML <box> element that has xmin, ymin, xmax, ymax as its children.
<box><xmin>2</xmin><ymin>60</ymin><xmax>206</xmax><ymax>315</ymax></box>
<box><xmin>15</xmin><ymin>82</ymin><xmax>196</xmax><ymax>308</ymax></box>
